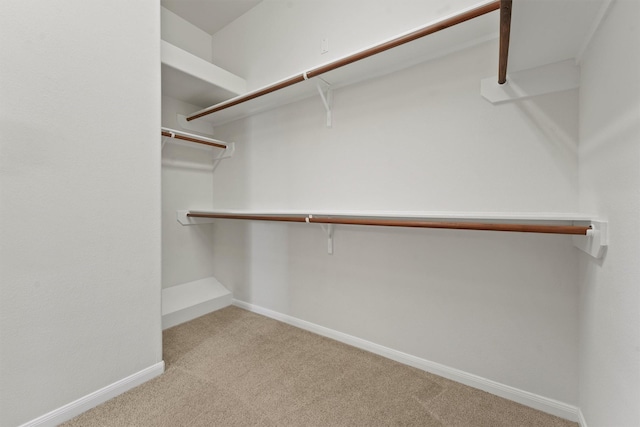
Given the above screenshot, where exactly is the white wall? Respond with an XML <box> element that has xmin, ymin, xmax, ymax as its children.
<box><xmin>207</xmin><ymin>1</ymin><xmax>582</xmax><ymax>407</ymax></box>
<box><xmin>161</xmin><ymin>96</ymin><xmax>219</xmax><ymax>289</ymax></box>
<box><xmin>214</xmin><ymin>42</ymin><xmax>579</xmax><ymax>213</ymax></box>
<box><xmin>578</xmin><ymin>1</ymin><xmax>640</xmax><ymax>425</ymax></box>
<box><xmin>162</xmin><ymin>6</ymin><xmax>213</xmax><ymax>62</ymax></box>
<box><xmin>0</xmin><ymin>1</ymin><xmax>162</xmax><ymax>426</ymax></box>
<box><xmin>212</xmin><ymin>0</ymin><xmax>492</xmax><ymax>90</ymax></box>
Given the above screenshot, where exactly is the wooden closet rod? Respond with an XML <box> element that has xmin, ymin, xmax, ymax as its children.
<box><xmin>186</xmin><ymin>212</ymin><xmax>591</xmax><ymax>235</ymax></box>
<box><xmin>187</xmin><ymin>0</ymin><xmax>500</xmax><ymax>122</ymax></box>
<box><xmin>161</xmin><ymin>130</ymin><xmax>227</xmax><ymax>149</ymax></box>
<box><xmin>498</xmin><ymin>0</ymin><xmax>512</xmax><ymax>84</ymax></box>
<box><xmin>306</xmin><ymin>1</ymin><xmax>500</xmax><ymax>78</ymax></box>
<box><xmin>188</xmin><ymin>212</ymin><xmax>308</xmax><ymax>223</ymax></box>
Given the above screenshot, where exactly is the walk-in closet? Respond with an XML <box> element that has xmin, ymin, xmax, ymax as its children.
<box><xmin>1</xmin><ymin>0</ymin><xmax>638</xmax><ymax>426</ymax></box>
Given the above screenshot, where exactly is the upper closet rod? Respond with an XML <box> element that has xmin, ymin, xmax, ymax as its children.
<box><xmin>498</xmin><ymin>0</ymin><xmax>512</xmax><ymax>84</ymax></box>
<box><xmin>161</xmin><ymin>127</ymin><xmax>227</xmax><ymax>149</ymax></box>
<box><xmin>186</xmin><ymin>0</ymin><xmax>500</xmax><ymax>122</ymax></box>
<box><xmin>186</xmin><ymin>212</ymin><xmax>591</xmax><ymax>236</ymax></box>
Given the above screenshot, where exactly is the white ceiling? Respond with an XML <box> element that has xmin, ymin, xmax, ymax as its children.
<box><xmin>161</xmin><ymin>0</ymin><xmax>262</xmax><ymax>35</ymax></box>
<box><xmin>162</xmin><ymin>0</ymin><xmax>607</xmax><ymax>71</ymax></box>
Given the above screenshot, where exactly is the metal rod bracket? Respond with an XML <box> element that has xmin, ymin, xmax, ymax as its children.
<box><xmin>306</xmin><ymin>214</ymin><xmax>334</xmax><ymax>254</ymax></box>
<box><xmin>319</xmin><ymin>223</ymin><xmax>334</xmax><ymax>254</ymax></box>
<box><xmin>316</xmin><ymin>79</ymin><xmax>333</xmax><ymax>128</ymax></box>
<box><xmin>211</xmin><ymin>142</ymin><xmax>235</xmax><ymax>173</ymax></box>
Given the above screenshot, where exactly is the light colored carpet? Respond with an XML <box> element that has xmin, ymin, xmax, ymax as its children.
<box><xmin>63</xmin><ymin>306</ymin><xmax>578</xmax><ymax>426</ymax></box>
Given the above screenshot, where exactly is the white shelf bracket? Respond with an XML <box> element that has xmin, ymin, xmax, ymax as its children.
<box><xmin>315</xmin><ymin>78</ymin><xmax>333</xmax><ymax>128</ymax></box>
<box><xmin>211</xmin><ymin>142</ymin><xmax>235</xmax><ymax>173</ymax></box>
<box><xmin>320</xmin><ymin>223</ymin><xmax>334</xmax><ymax>255</ymax></box>
<box><xmin>306</xmin><ymin>214</ymin><xmax>334</xmax><ymax>254</ymax></box>
<box><xmin>573</xmin><ymin>220</ymin><xmax>608</xmax><ymax>259</ymax></box>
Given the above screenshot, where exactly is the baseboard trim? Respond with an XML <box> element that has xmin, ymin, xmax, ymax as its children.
<box><xmin>578</xmin><ymin>408</ymin><xmax>588</xmax><ymax>427</ymax></box>
<box><xmin>233</xmin><ymin>299</ymin><xmax>579</xmax><ymax>422</ymax></box>
<box><xmin>19</xmin><ymin>361</ymin><xmax>165</xmax><ymax>427</ymax></box>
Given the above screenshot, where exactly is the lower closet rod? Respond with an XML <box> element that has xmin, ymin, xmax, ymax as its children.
<box><xmin>188</xmin><ymin>212</ymin><xmax>308</xmax><ymax>223</ymax></box>
<box><xmin>186</xmin><ymin>212</ymin><xmax>591</xmax><ymax>235</ymax></box>
<box><xmin>161</xmin><ymin>130</ymin><xmax>227</xmax><ymax>149</ymax></box>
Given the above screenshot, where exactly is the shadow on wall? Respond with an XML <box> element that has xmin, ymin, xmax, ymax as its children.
<box><xmin>512</xmin><ymin>89</ymin><xmax>579</xmax><ymax>187</ymax></box>
<box><xmin>211</xmin><ymin>219</ymin><xmax>252</xmax><ymax>302</ymax></box>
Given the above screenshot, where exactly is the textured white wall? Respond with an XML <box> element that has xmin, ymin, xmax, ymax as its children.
<box><xmin>162</xmin><ymin>6</ymin><xmax>213</xmax><ymax>62</ymax></box>
<box><xmin>161</xmin><ymin>96</ymin><xmax>217</xmax><ymax>289</ymax></box>
<box><xmin>211</xmin><ymin>0</ymin><xmax>489</xmax><ymax>90</ymax></box>
<box><xmin>578</xmin><ymin>1</ymin><xmax>640</xmax><ymax>425</ymax></box>
<box><xmin>214</xmin><ymin>41</ymin><xmax>579</xmax><ymax>213</ymax></box>
<box><xmin>0</xmin><ymin>1</ymin><xmax>162</xmax><ymax>426</ymax></box>
<box><xmin>208</xmin><ymin>4</ymin><xmax>581</xmax><ymax>406</ymax></box>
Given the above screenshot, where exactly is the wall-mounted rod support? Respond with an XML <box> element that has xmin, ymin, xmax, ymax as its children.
<box><xmin>161</xmin><ymin>127</ymin><xmax>228</xmax><ymax>149</ymax></box>
<box><xmin>186</xmin><ymin>1</ymin><xmax>500</xmax><ymax>122</ymax></box>
<box><xmin>316</xmin><ymin>79</ymin><xmax>333</xmax><ymax>127</ymax></box>
<box><xmin>185</xmin><ymin>212</ymin><xmax>591</xmax><ymax>235</ymax></box>
<box><xmin>318</xmin><ymin>222</ymin><xmax>334</xmax><ymax>254</ymax></box>
<box><xmin>573</xmin><ymin>220</ymin><xmax>608</xmax><ymax>258</ymax></box>
<box><xmin>498</xmin><ymin>0</ymin><xmax>512</xmax><ymax>84</ymax></box>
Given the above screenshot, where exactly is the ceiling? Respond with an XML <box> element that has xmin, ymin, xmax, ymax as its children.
<box><xmin>161</xmin><ymin>0</ymin><xmax>262</xmax><ymax>35</ymax></box>
<box><xmin>161</xmin><ymin>0</ymin><xmax>609</xmax><ymax>111</ymax></box>
<box><xmin>161</xmin><ymin>0</ymin><xmax>606</xmax><ymax>71</ymax></box>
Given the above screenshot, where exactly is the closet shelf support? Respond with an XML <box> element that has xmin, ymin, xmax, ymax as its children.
<box><xmin>573</xmin><ymin>220</ymin><xmax>608</xmax><ymax>259</ymax></box>
<box><xmin>315</xmin><ymin>79</ymin><xmax>333</xmax><ymax>128</ymax></box>
<box><xmin>308</xmin><ymin>215</ymin><xmax>334</xmax><ymax>254</ymax></box>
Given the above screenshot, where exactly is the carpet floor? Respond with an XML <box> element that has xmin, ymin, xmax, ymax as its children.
<box><xmin>63</xmin><ymin>306</ymin><xmax>577</xmax><ymax>426</ymax></box>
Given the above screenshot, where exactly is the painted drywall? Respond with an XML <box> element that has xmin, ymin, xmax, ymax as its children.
<box><xmin>208</xmin><ymin>22</ymin><xmax>581</xmax><ymax>409</ymax></box>
<box><xmin>212</xmin><ymin>40</ymin><xmax>579</xmax><ymax>213</ymax></box>
<box><xmin>578</xmin><ymin>0</ymin><xmax>640</xmax><ymax>425</ymax></box>
<box><xmin>162</xmin><ymin>96</ymin><xmax>219</xmax><ymax>289</ymax></box>
<box><xmin>160</xmin><ymin>2</ymin><xmax>246</xmax><ymax>291</ymax></box>
<box><xmin>162</xmin><ymin>6</ymin><xmax>213</xmax><ymax>62</ymax></box>
<box><xmin>0</xmin><ymin>1</ymin><xmax>162</xmax><ymax>426</ymax></box>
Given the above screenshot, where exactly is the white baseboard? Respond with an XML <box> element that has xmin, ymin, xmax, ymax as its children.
<box><xmin>233</xmin><ymin>299</ymin><xmax>580</xmax><ymax>422</ymax></box>
<box><xmin>19</xmin><ymin>361</ymin><xmax>165</xmax><ymax>427</ymax></box>
<box><xmin>162</xmin><ymin>276</ymin><xmax>232</xmax><ymax>330</ymax></box>
<box><xmin>578</xmin><ymin>408</ymin><xmax>588</xmax><ymax>427</ymax></box>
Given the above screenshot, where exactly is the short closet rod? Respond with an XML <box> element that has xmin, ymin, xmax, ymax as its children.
<box><xmin>186</xmin><ymin>0</ymin><xmax>500</xmax><ymax>122</ymax></box>
<box><xmin>498</xmin><ymin>0</ymin><xmax>512</xmax><ymax>84</ymax></box>
<box><xmin>187</xmin><ymin>212</ymin><xmax>308</xmax><ymax>223</ymax></box>
<box><xmin>186</xmin><ymin>212</ymin><xmax>591</xmax><ymax>235</ymax></box>
<box><xmin>161</xmin><ymin>129</ymin><xmax>227</xmax><ymax>149</ymax></box>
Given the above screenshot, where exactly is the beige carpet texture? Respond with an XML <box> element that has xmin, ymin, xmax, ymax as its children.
<box><xmin>63</xmin><ymin>306</ymin><xmax>578</xmax><ymax>426</ymax></box>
